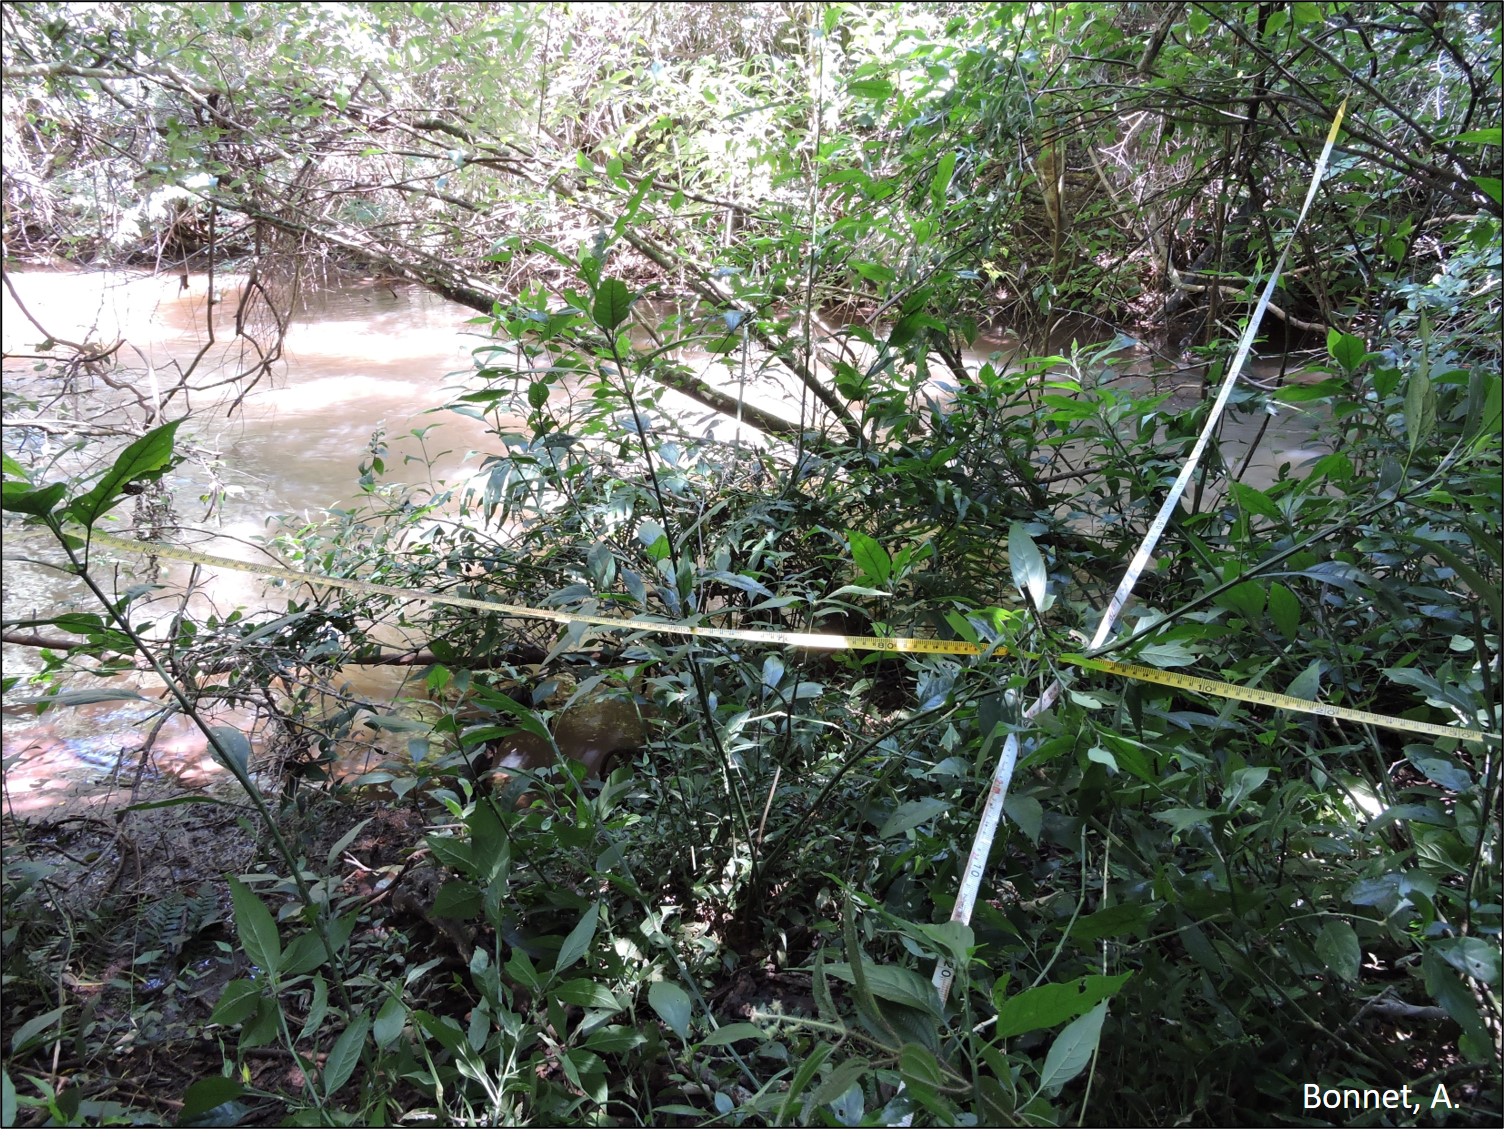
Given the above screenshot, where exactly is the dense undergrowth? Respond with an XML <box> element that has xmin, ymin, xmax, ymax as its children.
<box><xmin>5</xmin><ymin>252</ymin><xmax>1500</xmax><ymax>1123</ymax></box>
<box><xmin>3</xmin><ymin>0</ymin><xmax>1501</xmax><ymax>1128</ymax></box>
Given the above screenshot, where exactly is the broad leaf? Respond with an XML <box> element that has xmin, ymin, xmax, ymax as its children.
<box><xmin>555</xmin><ymin>904</ymin><xmax>599</xmax><ymax>974</ymax></box>
<box><xmin>67</xmin><ymin>419</ymin><xmax>183</xmax><ymax>527</ymax></box>
<box><xmin>322</xmin><ymin>1013</ymin><xmax>369</xmax><ymax>1097</ymax></box>
<box><xmin>649</xmin><ymin>980</ymin><xmax>692</xmax><ymax>1040</ymax></box>
<box><xmin>997</xmin><ymin>975</ymin><xmax>1131</xmax><ymax>1038</ymax></box>
<box><xmin>1009</xmin><ymin>522</ymin><xmax>1047</xmax><ymax>610</ymax></box>
<box><xmin>1</xmin><ymin>480</ymin><xmax>68</xmax><ymax>519</ymax></box>
<box><xmin>591</xmin><ymin>278</ymin><xmax>633</xmax><ymax>331</ymax></box>
<box><xmin>1036</xmin><ymin>1001</ymin><xmax>1108</xmax><ymax>1096</ymax></box>
<box><xmin>207</xmin><ymin>726</ymin><xmax>252</xmax><ymax>781</ymax></box>
<box><xmin>846</xmin><ymin>530</ymin><xmax>892</xmax><ymax>584</ymax></box>
<box><xmin>879</xmin><ymin>797</ymin><xmax>948</xmax><ymax>839</ymax></box>
<box><xmin>178</xmin><ymin>1076</ymin><xmax>244</xmax><ymax>1125</ymax></box>
<box><xmin>226</xmin><ymin>876</ymin><xmax>281</xmax><ymax>973</ymax></box>
<box><xmin>1314</xmin><ymin>920</ymin><xmax>1360</xmax><ymax>982</ymax></box>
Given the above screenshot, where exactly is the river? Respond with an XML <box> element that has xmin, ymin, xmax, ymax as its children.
<box><xmin>1</xmin><ymin>268</ymin><xmax>1328</xmax><ymax>814</ymax></box>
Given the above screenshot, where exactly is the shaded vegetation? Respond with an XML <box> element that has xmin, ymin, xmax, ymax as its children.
<box><xmin>3</xmin><ymin>1</ymin><xmax>1500</xmax><ymax>1127</ymax></box>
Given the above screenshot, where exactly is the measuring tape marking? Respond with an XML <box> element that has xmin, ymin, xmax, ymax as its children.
<box><xmin>1063</xmin><ymin>656</ymin><xmax>1489</xmax><ymax>744</ymax></box>
<box><xmin>57</xmin><ymin>527</ymin><xmax>1495</xmax><ymax>744</ymax></box>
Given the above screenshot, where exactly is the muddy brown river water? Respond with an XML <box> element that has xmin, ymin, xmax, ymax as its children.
<box><xmin>2</xmin><ymin>268</ymin><xmax>1329</xmax><ymax>814</ymax></box>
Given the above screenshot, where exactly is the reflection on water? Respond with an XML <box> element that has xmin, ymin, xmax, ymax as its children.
<box><xmin>2</xmin><ymin>269</ymin><xmax>1330</xmax><ymax>812</ymax></box>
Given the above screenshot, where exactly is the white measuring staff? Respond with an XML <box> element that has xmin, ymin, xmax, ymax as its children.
<box><xmin>930</xmin><ymin>99</ymin><xmax>1350</xmax><ymax>1004</ymax></box>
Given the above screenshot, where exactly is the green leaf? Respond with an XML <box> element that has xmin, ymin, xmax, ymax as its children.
<box><xmin>466</xmin><ymin>805</ymin><xmax>508</xmax><ymax>883</ymax></box>
<box><xmin>1315</xmin><ymin>920</ymin><xmax>1360</xmax><ymax>982</ymax></box>
<box><xmin>1</xmin><ymin>480</ymin><xmax>68</xmax><ymax>519</ymax></box>
<box><xmin>849</xmin><ymin>261</ymin><xmax>895</xmax><ymax>284</ymax></box>
<box><xmin>555</xmin><ymin>904</ymin><xmax>599</xmax><ymax>974</ymax></box>
<box><xmin>207</xmin><ymin>726</ymin><xmax>252</xmax><ymax>781</ymax></box>
<box><xmin>208</xmin><ymin>978</ymin><xmax>263</xmax><ymax>1027</ymax></box>
<box><xmin>591</xmin><ymin>278</ymin><xmax>633</xmax><ymax>331</ymax></box>
<box><xmin>584</xmin><ymin>1025</ymin><xmax>647</xmax><ymax>1054</ymax></box>
<box><xmin>552</xmin><ymin>978</ymin><xmax>624</xmax><ymax>1011</ymax></box>
<box><xmin>699</xmin><ymin>1023</ymin><xmax>768</xmax><ymax>1048</ymax></box>
<box><xmin>178</xmin><ymin>1076</ymin><xmax>243</xmax><ymax>1125</ymax></box>
<box><xmin>1068</xmin><ymin>903</ymin><xmax>1158</xmax><ymax>943</ymax></box>
<box><xmin>879</xmin><ymin>796</ymin><xmax>948</xmax><ymax>839</ymax></box>
<box><xmin>9</xmin><ymin>1008</ymin><xmax>62</xmax><ymax>1055</ymax></box>
<box><xmin>322</xmin><ymin>1014</ymin><xmax>369</xmax><ymax>1097</ymax></box>
<box><xmin>1422</xmin><ymin>947</ymin><xmax>1491</xmax><ymax>1050</ymax></box>
<box><xmin>1285</xmin><ymin>660</ymin><xmax>1323</xmax><ymax>701</ymax></box>
<box><xmin>240</xmin><ymin>998</ymin><xmax>280</xmax><ymax>1050</ymax></box>
<box><xmin>782</xmin><ymin>1039</ymin><xmax>836</xmax><ymax>1120</ymax></box>
<box><xmin>506</xmin><ymin>948</ymin><xmax>542</xmax><ymax>994</ymax></box>
<box><xmin>913</xmin><ymin>920</ymin><xmax>975</xmax><ymax>966</ymax></box>
<box><xmin>1409</xmin><ymin>753</ymin><xmax>1472</xmax><ymax>792</ymax></box>
<box><xmin>373</xmin><ymin>995</ymin><xmax>406</xmax><ymax>1049</ymax></box>
<box><xmin>847</xmin><ymin>77</ymin><xmax>893</xmax><ymax>102</ymax></box>
<box><xmin>1326</xmin><ymin>329</ymin><xmax>1366</xmax><ymax>374</ymax></box>
<box><xmin>1404</xmin><ymin>369</ymin><xmax>1436</xmax><ymax>452</ymax></box>
<box><xmin>1267</xmin><ymin>581</ymin><xmax>1300</xmax><ymax>640</ymax></box>
<box><xmin>1036</xmin><ymin>1001</ymin><xmax>1108</xmax><ymax>1096</ymax></box>
<box><xmin>997</xmin><ymin>975</ymin><xmax>1131</xmax><ymax>1037</ymax></box>
<box><xmin>1465</xmin><ymin>370</ymin><xmax>1501</xmax><ymax>455</ymax></box>
<box><xmin>426</xmin><ymin>834</ymin><xmax>478</xmax><ymax>878</ymax></box>
<box><xmin>1004</xmin><ymin>794</ymin><xmax>1042</xmax><ymax>844</ymax></box>
<box><xmin>298</xmin><ymin>976</ymin><xmax>328</xmax><ymax>1045</ymax></box>
<box><xmin>432</xmin><ymin>879</ymin><xmax>481</xmax><ymax>920</ymax></box>
<box><xmin>649</xmin><ymin>980</ymin><xmax>692</xmax><ymax>1040</ymax></box>
<box><xmin>2</xmin><ymin>1068</ymin><xmax>15</xmax><ymax>1129</ymax></box>
<box><xmin>809</xmin><ymin>1056</ymin><xmax>871</xmax><ymax>1115</ymax></box>
<box><xmin>2</xmin><ymin>861</ymin><xmax>55</xmax><ymax>897</ymax></box>
<box><xmin>703</xmin><ymin>570</ymin><xmax>771</xmax><ymax>600</ymax></box>
<box><xmin>1009</xmin><ymin>522</ymin><xmax>1047</xmax><ymax>609</ymax></box>
<box><xmin>278</xmin><ymin>932</ymin><xmax>327</xmax><ymax>976</ymax></box>
<box><xmin>812</xmin><ymin>954</ymin><xmax>839</xmax><ymax>1025</ymax></box>
<box><xmin>931</xmin><ymin>150</ymin><xmax>958</xmax><ymax>209</ymax></box>
<box><xmin>67</xmin><ymin>419</ymin><xmax>183</xmax><ymax>528</ymax></box>
<box><xmin>1432</xmin><ymin>937</ymin><xmax>1500</xmax><ymax>987</ymax></box>
<box><xmin>821</xmin><ymin>962</ymin><xmax>942</xmax><ymax>1017</ymax></box>
<box><xmin>327</xmin><ymin>911</ymin><xmax>358</xmax><ymax>957</ymax></box>
<box><xmin>226</xmin><ymin>876</ymin><xmax>281</xmax><ymax>973</ymax></box>
<box><xmin>1153</xmin><ymin>807</ymin><xmax>1217</xmax><ymax>834</ymax></box>
<box><xmin>1441</xmin><ymin>127</ymin><xmax>1503</xmax><ymax>145</ymax></box>
<box><xmin>326</xmin><ymin>820</ymin><xmax>370</xmax><ymax>865</ymax></box>
<box><xmin>639</xmin><ymin>520</ymin><xmax>671</xmax><ymax>562</ymax></box>
<box><xmin>1224</xmin><ymin>767</ymin><xmax>1271</xmax><ymax>812</ymax></box>
<box><xmin>1221</xmin><ymin>580</ymin><xmax>1265</xmax><ymax>621</ymax></box>
<box><xmin>1230</xmin><ymin>480</ymin><xmax>1280</xmax><ymax>520</ymax></box>
<box><xmin>846</xmin><ymin>530</ymin><xmax>892</xmax><ymax>584</ymax></box>
<box><xmin>1407</xmin><ymin>537</ymin><xmax>1502</xmax><ymax>626</ymax></box>
<box><xmin>889</xmin><ymin>308</ymin><xmax>943</xmax><ymax>348</ymax></box>
<box><xmin>898</xmin><ymin>1042</ymin><xmax>944</xmax><ymax>1092</ymax></box>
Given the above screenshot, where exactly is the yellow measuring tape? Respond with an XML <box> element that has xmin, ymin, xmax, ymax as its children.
<box><xmin>61</xmin><ymin>528</ymin><xmax>1493</xmax><ymax>744</ymax></box>
<box><xmin>1059</xmin><ymin>655</ymin><xmax>1489</xmax><ymax>744</ymax></box>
